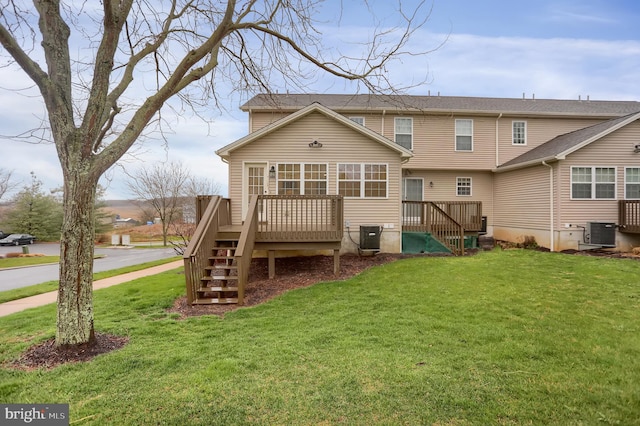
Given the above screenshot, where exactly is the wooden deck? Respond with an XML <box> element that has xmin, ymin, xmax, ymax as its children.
<box><xmin>402</xmin><ymin>200</ymin><xmax>482</xmax><ymax>255</ymax></box>
<box><xmin>184</xmin><ymin>195</ymin><xmax>343</xmax><ymax>305</ymax></box>
<box><xmin>184</xmin><ymin>195</ymin><xmax>480</xmax><ymax>305</ymax></box>
<box><xmin>619</xmin><ymin>200</ymin><xmax>640</xmax><ymax>233</ymax></box>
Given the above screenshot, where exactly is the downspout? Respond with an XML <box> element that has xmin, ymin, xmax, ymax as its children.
<box><xmin>542</xmin><ymin>161</ymin><xmax>554</xmax><ymax>251</ymax></box>
<box><xmin>382</xmin><ymin>110</ymin><xmax>386</xmax><ymax>136</ymax></box>
<box><xmin>495</xmin><ymin>113</ymin><xmax>502</xmax><ymax>168</ymax></box>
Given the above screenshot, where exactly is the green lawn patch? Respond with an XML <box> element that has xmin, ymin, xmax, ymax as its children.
<box><xmin>0</xmin><ymin>250</ymin><xmax>638</xmax><ymax>424</ymax></box>
<box><xmin>0</xmin><ymin>257</ymin><xmax>181</xmax><ymax>304</ymax></box>
<box><xmin>0</xmin><ymin>255</ymin><xmax>60</xmax><ymax>268</ymax></box>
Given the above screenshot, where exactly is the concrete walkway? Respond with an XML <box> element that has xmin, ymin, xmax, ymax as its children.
<box><xmin>0</xmin><ymin>260</ymin><xmax>183</xmax><ymax>317</ymax></box>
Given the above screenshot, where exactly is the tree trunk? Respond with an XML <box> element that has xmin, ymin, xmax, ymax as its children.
<box><xmin>56</xmin><ymin>170</ymin><xmax>99</xmax><ymax>347</ymax></box>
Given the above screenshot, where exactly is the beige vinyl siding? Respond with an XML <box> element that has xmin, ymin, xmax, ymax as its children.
<box><xmin>557</xmin><ymin>121</ymin><xmax>640</xmax><ymax>225</ymax></box>
<box><xmin>382</xmin><ymin>114</ymin><xmax>497</xmax><ymax>170</ymax></box>
<box><xmin>228</xmin><ymin>111</ymin><xmax>402</xmax><ymax>230</ymax></box>
<box><xmin>404</xmin><ymin>170</ymin><xmax>494</xmax><ymax>226</ymax></box>
<box><xmin>497</xmin><ymin>117</ymin><xmax>606</xmax><ymax>166</ymax></box>
<box><xmin>494</xmin><ymin>165</ymin><xmax>551</xmax><ymax>230</ymax></box>
<box><xmin>340</xmin><ymin>113</ymin><xmax>383</xmax><ymax>134</ymax></box>
<box><xmin>250</xmin><ymin>111</ymin><xmax>290</xmax><ymax>132</ymax></box>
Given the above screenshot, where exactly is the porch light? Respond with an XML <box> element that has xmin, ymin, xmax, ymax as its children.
<box><xmin>309</xmin><ymin>140</ymin><xmax>323</xmax><ymax>148</ymax></box>
<box><xmin>269</xmin><ymin>165</ymin><xmax>276</xmax><ymax>179</ymax></box>
<box><xmin>429</xmin><ymin>181</ymin><xmax>434</xmax><ymax>188</ymax></box>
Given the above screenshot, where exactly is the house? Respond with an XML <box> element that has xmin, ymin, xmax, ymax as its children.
<box><xmin>184</xmin><ymin>93</ymin><xmax>640</xmax><ymax>305</ymax></box>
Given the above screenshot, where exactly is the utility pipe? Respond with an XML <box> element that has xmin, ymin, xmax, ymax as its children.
<box><xmin>495</xmin><ymin>113</ymin><xmax>502</xmax><ymax>168</ymax></box>
<box><xmin>542</xmin><ymin>161</ymin><xmax>554</xmax><ymax>251</ymax></box>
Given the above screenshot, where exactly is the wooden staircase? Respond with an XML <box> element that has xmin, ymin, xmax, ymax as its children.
<box><xmin>193</xmin><ymin>231</ymin><xmax>241</xmax><ymax>304</ymax></box>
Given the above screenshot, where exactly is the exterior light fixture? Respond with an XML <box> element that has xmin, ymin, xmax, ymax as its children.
<box><xmin>269</xmin><ymin>165</ymin><xmax>276</xmax><ymax>179</ymax></box>
<box><xmin>308</xmin><ymin>140</ymin><xmax>323</xmax><ymax>148</ymax></box>
<box><xmin>429</xmin><ymin>181</ymin><xmax>434</xmax><ymax>188</ymax></box>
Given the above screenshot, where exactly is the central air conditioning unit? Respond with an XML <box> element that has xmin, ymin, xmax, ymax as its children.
<box><xmin>586</xmin><ymin>222</ymin><xmax>616</xmax><ymax>247</ymax></box>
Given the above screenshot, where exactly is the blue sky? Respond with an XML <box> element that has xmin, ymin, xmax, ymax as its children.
<box><xmin>1</xmin><ymin>0</ymin><xmax>639</xmax><ymax>200</ymax></box>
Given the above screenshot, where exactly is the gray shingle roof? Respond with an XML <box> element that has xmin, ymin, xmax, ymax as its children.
<box><xmin>242</xmin><ymin>93</ymin><xmax>640</xmax><ymax>117</ymax></box>
<box><xmin>497</xmin><ymin>111</ymin><xmax>640</xmax><ymax>170</ymax></box>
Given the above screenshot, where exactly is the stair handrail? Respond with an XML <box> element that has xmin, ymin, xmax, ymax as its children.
<box><xmin>234</xmin><ymin>195</ymin><xmax>259</xmax><ymax>304</ymax></box>
<box><xmin>429</xmin><ymin>202</ymin><xmax>465</xmax><ymax>255</ymax></box>
<box><xmin>183</xmin><ymin>195</ymin><xmax>222</xmax><ymax>304</ymax></box>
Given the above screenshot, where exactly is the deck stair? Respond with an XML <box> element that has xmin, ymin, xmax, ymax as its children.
<box><xmin>194</xmin><ymin>231</ymin><xmax>241</xmax><ymax>304</ymax></box>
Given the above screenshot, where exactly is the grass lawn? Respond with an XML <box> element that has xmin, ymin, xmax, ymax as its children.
<box><xmin>0</xmin><ymin>249</ymin><xmax>638</xmax><ymax>424</ymax></box>
<box><xmin>0</xmin><ymin>255</ymin><xmax>60</xmax><ymax>268</ymax></box>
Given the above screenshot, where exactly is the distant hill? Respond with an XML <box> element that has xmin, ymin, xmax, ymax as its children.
<box><xmin>102</xmin><ymin>200</ymin><xmax>145</xmax><ymax>222</ymax></box>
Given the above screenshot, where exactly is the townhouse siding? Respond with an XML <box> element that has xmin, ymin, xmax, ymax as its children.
<box><xmin>558</xmin><ymin>121</ymin><xmax>640</xmax><ymax>226</ymax></box>
<box><xmin>229</xmin><ymin>111</ymin><xmax>404</xmax><ymax>252</ymax></box>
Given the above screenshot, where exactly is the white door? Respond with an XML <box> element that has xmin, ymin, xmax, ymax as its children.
<box><xmin>403</xmin><ymin>178</ymin><xmax>423</xmax><ymax>223</ymax></box>
<box><xmin>243</xmin><ymin>163</ymin><xmax>268</xmax><ymax>221</ymax></box>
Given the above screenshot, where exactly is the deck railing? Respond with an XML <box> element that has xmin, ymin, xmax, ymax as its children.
<box><xmin>433</xmin><ymin>201</ymin><xmax>483</xmax><ymax>232</ymax></box>
<box><xmin>235</xmin><ymin>195</ymin><xmax>259</xmax><ymax>304</ymax></box>
<box><xmin>183</xmin><ymin>196</ymin><xmax>231</xmax><ymax>304</ymax></box>
<box><xmin>402</xmin><ymin>201</ymin><xmax>468</xmax><ymax>255</ymax></box>
<box><xmin>256</xmin><ymin>195</ymin><xmax>344</xmax><ymax>242</ymax></box>
<box><xmin>619</xmin><ymin>200</ymin><xmax>640</xmax><ymax>233</ymax></box>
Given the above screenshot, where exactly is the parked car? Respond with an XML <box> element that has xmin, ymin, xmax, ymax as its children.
<box><xmin>0</xmin><ymin>234</ymin><xmax>37</xmax><ymax>246</ymax></box>
<box><xmin>0</xmin><ymin>231</ymin><xmax>7</xmax><ymax>239</ymax></box>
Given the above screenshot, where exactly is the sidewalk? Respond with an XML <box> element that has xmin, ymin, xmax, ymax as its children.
<box><xmin>0</xmin><ymin>260</ymin><xmax>183</xmax><ymax>317</ymax></box>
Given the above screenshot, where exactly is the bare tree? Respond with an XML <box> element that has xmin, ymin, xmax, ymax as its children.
<box><xmin>127</xmin><ymin>161</ymin><xmax>190</xmax><ymax>246</ymax></box>
<box><xmin>0</xmin><ymin>168</ymin><xmax>19</xmax><ymax>201</ymax></box>
<box><xmin>0</xmin><ymin>1</ymin><xmax>432</xmax><ymax>347</ymax></box>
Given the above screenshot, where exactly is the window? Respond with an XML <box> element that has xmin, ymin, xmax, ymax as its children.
<box><xmin>455</xmin><ymin>119</ymin><xmax>473</xmax><ymax>151</ymax></box>
<box><xmin>304</xmin><ymin>164</ymin><xmax>328</xmax><ymax>195</ymax></box>
<box><xmin>512</xmin><ymin>121</ymin><xmax>527</xmax><ymax>145</ymax></box>
<box><xmin>395</xmin><ymin>117</ymin><xmax>412</xmax><ymax>150</ymax></box>
<box><xmin>456</xmin><ymin>177</ymin><xmax>472</xmax><ymax>196</ymax></box>
<box><xmin>349</xmin><ymin>116</ymin><xmax>365</xmax><ymax>126</ymax></box>
<box><xmin>277</xmin><ymin>164</ymin><xmax>300</xmax><ymax>195</ymax></box>
<box><xmin>571</xmin><ymin>166</ymin><xmax>616</xmax><ymax>199</ymax></box>
<box><xmin>277</xmin><ymin>163</ymin><xmax>327</xmax><ymax>195</ymax></box>
<box><xmin>626</xmin><ymin>167</ymin><xmax>640</xmax><ymax>199</ymax></box>
<box><xmin>338</xmin><ymin>163</ymin><xmax>387</xmax><ymax>198</ymax></box>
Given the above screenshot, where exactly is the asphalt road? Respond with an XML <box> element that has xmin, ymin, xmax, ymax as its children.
<box><xmin>0</xmin><ymin>243</ymin><xmax>178</xmax><ymax>291</ymax></box>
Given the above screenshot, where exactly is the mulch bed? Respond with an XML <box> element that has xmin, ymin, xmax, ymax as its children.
<box><xmin>167</xmin><ymin>253</ymin><xmax>425</xmax><ymax>318</ymax></box>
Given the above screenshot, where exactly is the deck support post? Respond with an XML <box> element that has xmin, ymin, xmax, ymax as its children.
<box><xmin>333</xmin><ymin>249</ymin><xmax>340</xmax><ymax>275</ymax></box>
<box><xmin>268</xmin><ymin>250</ymin><xmax>276</xmax><ymax>279</ymax></box>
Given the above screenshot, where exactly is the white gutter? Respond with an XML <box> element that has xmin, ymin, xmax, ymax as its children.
<box><xmin>542</xmin><ymin>161</ymin><xmax>554</xmax><ymax>251</ymax></box>
<box><xmin>495</xmin><ymin>113</ymin><xmax>502</xmax><ymax>168</ymax></box>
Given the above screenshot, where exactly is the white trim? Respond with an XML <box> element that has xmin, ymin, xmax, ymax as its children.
<box><xmin>402</xmin><ymin>177</ymin><xmax>424</xmax><ymax>201</ymax></box>
<box><xmin>217</xmin><ymin>103</ymin><xmax>413</xmax><ymax>160</ymax></box>
<box><xmin>242</xmin><ymin>161</ymin><xmax>268</xmax><ymax>220</ymax></box>
<box><xmin>570</xmin><ymin>166</ymin><xmax>617</xmax><ymax>200</ymax></box>
<box><xmin>394</xmin><ymin>117</ymin><xmax>413</xmax><ymax>150</ymax></box>
<box><xmin>337</xmin><ymin>162</ymin><xmax>389</xmax><ymax>199</ymax></box>
<box><xmin>349</xmin><ymin>116</ymin><xmax>365</xmax><ymax>126</ymax></box>
<box><xmin>456</xmin><ymin>176</ymin><xmax>473</xmax><ymax>197</ymax></box>
<box><xmin>455</xmin><ymin>119</ymin><xmax>474</xmax><ymax>152</ymax></box>
<box><xmin>275</xmin><ymin>162</ymin><xmax>329</xmax><ymax>195</ymax></box>
<box><xmin>512</xmin><ymin>120</ymin><xmax>527</xmax><ymax>145</ymax></box>
<box><xmin>625</xmin><ymin>166</ymin><xmax>640</xmax><ymax>200</ymax></box>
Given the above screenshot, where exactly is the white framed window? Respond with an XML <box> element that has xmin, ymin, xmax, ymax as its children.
<box><xmin>304</xmin><ymin>163</ymin><xmax>328</xmax><ymax>195</ymax></box>
<box><xmin>277</xmin><ymin>163</ymin><xmax>327</xmax><ymax>195</ymax></box>
<box><xmin>395</xmin><ymin>117</ymin><xmax>412</xmax><ymax>150</ymax></box>
<box><xmin>349</xmin><ymin>116</ymin><xmax>365</xmax><ymax>126</ymax></box>
<box><xmin>512</xmin><ymin>121</ymin><xmax>527</xmax><ymax>145</ymax></box>
<box><xmin>625</xmin><ymin>167</ymin><xmax>640</xmax><ymax>199</ymax></box>
<box><xmin>338</xmin><ymin>163</ymin><xmax>388</xmax><ymax>198</ymax></box>
<box><xmin>571</xmin><ymin>166</ymin><xmax>616</xmax><ymax>200</ymax></box>
<box><xmin>455</xmin><ymin>119</ymin><xmax>473</xmax><ymax>151</ymax></box>
<box><xmin>456</xmin><ymin>177</ymin><xmax>472</xmax><ymax>196</ymax></box>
